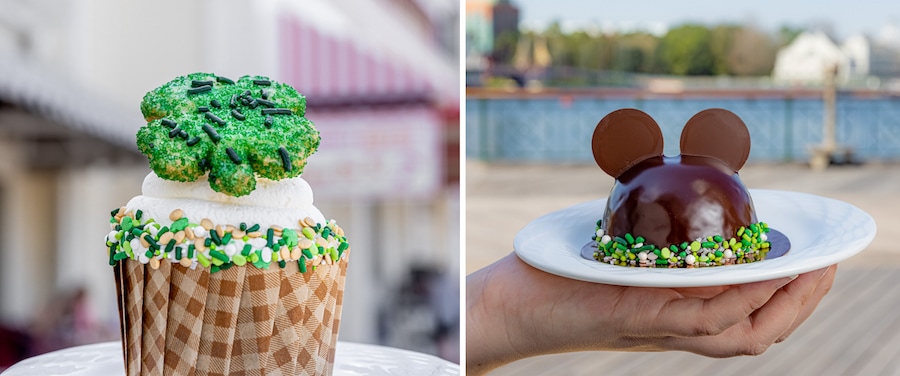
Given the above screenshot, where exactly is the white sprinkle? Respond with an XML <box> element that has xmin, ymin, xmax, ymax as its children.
<box><xmin>648</xmin><ymin>252</ymin><xmax>658</xmax><ymax>261</ymax></box>
<box><xmin>634</xmin><ymin>242</ymin><xmax>643</xmax><ymax>248</ymax></box>
<box><xmin>596</xmin><ymin>229</ymin><xmax>605</xmax><ymax>238</ymax></box>
<box><xmin>138</xmin><ymin>253</ymin><xmax>150</xmax><ymax>264</ymax></box>
<box><xmin>147</xmin><ymin>225</ymin><xmax>159</xmax><ymax>237</ymax></box>
<box><xmin>192</xmin><ymin>226</ymin><xmax>207</xmax><ymax>238</ymax></box>
<box><xmin>189</xmin><ymin>262</ymin><xmax>198</xmax><ymax>270</ymax></box>
<box><xmin>600</xmin><ymin>235</ymin><xmax>611</xmax><ymax>245</ymax></box>
<box><xmin>130</xmin><ymin>238</ymin><xmax>142</xmax><ymax>252</ymax></box>
<box><xmin>224</xmin><ymin>244</ymin><xmax>238</xmax><ymax>257</ymax></box>
<box><xmin>760</xmin><ymin>233</ymin><xmax>768</xmax><ymax>241</ymax></box>
<box><xmin>250</xmin><ymin>238</ymin><xmax>267</xmax><ymax>249</ymax></box>
<box><xmin>685</xmin><ymin>254</ymin><xmax>696</xmax><ymax>265</ymax></box>
<box><xmin>638</xmin><ymin>252</ymin><xmax>648</xmax><ymax>261</ymax></box>
<box><xmin>724</xmin><ymin>249</ymin><xmax>734</xmax><ymax>258</ymax></box>
<box><xmin>107</xmin><ymin>231</ymin><xmax>119</xmax><ymax>244</ymax></box>
<box><xmin>262</xmin><ymin>247</ymin><xmax>273</xmax><ymax>263</ymax></box>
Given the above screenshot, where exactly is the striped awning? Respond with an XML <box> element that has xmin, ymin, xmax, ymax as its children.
<box><xmin>274</xmin><ymin>0</ymin><xmax>456</xmax><ymax>109</ymax></box>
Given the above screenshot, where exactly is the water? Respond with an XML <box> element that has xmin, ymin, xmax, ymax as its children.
<box><xmin>466</xmin><ymin>96</ymin><xmax>900</xmax><ymax>163</ymax></box>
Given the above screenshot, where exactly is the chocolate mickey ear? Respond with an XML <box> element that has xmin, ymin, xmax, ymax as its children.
<box><xmin>680</xmin><ymin>108</ymin><xmax>751</xmax><ymax>172</ymax></box>
<box><xmin>592</xmin><ymin>109</ymin><xmax>664</xmax><ymax>178</ymax></box>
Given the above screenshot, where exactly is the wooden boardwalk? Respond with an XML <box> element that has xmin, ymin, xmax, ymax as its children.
<box><xmin>467</xmin><ymin>162</ymin><xmax>900</xmax><ymax>375</ymax></box>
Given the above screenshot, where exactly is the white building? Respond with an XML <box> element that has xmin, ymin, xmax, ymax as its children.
<box><xmin>773</xmin><ymin>29</ymin><xmax>900</xmax><ymax>84</ymax></box>
<box><xmin>0</xmin><ymin>0</ymin><xmax>459</xmax><ymax>359</ymax></box>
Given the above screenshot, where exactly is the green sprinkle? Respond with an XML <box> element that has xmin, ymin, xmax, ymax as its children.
<box><xmin>624</xmin><ymin>233</ymin><xmax>635</xmax><ymax>244</ymax></box>
<box><xmin>250</xmin><ymin>252</ymin><xmax>260</xmax><ymax>263</ymax></box>
<box><xmin>330</xmin><ymin>248</ymin><xmax>339</xmax><ymax>262</ymax></box>
<box><xmin>302</xmin><ymin>227</ymin><xmax>315</xmax><ymax>240</ymax></box>
<box><xmin>187</xmin><ymin>85</ymin><xmax>212</xmax><ymax>94</ymax></box>
<box><xmin>210</xmin><ymin>265</ymin><xmax>220</xmax><ymax>273</ymax></box>
<box><xmin>210</xmin><ymin>230</ymin><xmax>221</xmax><ymax>245</ymax></box>
<box><xmin>261</xmin><ymin>108</ymin><xmax>292</xmax><ymax>115</ymax></box>
<box><xmin>701</xmin><ymin>241</ymin><xmax>716</xmax><ymax>248</ymax></box>
<box><xmin>737</xmin><ymin>227</ymin><xmax>745</xmax><ymax>237</ymax></box>
<box><xmin>302</xmin><ymin>248</ymin><xmax>314</xmax><ymax>259</ymax></box>
<box><xmin>171</xmin><ymin>218</ymin><xmax>189</xmax><ymax>232</ymax></box>
<box><xmin>209</xmin><ymin>250</ymin><xmax>229</xmax><ymax>262</ymax></box>
<box><xmin>121</xmin><ymin>216</ymin><xmax>134</xmax><ymax>231</ymax></box>
<box><xmin>715</xmin><ymin>250</ymin><xmax>723</xmax><ymax>257</ymax></box>
<box><xmin>247</xmin><ymin>224</ymin><xmax>260</xmax><ymax>233</ymax></box>
<box><xmin>205</xmin><ymin>112</ymin><xmax>226</xmax><ymax>126</ymax></box>
<box><xmin>661</xmin><ymin>248</ymin><xmax>672</xmax><ymax>259</ymax></box>
<box><xmin>165</xmin><ymin>240</ymin><xmax>175</xmax><ymax>253</ymax></box>
<box><xmin>187</xmin><ymin>244</ymin><xmax>195</xmax><ymax>259</ymax></box>
<box><xmin>278</xmin><ymin>147</ymin><xmax>292</xmax><ymax>172</ymax></box>
<box><xmin>221</xmin><ymin>232</ymin><xmax>232</xmax><ymax>245</ymax></box>
<box><xmin>713</xmin><ymin>235</ymin><xmax>724</xmax><ymax>243</ymax></box>
<box><xmin>241</xmin><ymin>244</ymin><xmax>252</xmax><ymax>256</ymax></box>
<box><xmin>232</xmin><ymin>254</ymin><xmax>247</xmax><ymax>266</ymax></box>
<box><xmin>113</xmin><ymin>251</ymin><xmax>129</xmax><ymax>261</ymax></box>
<box><xmin>226</xmin><ymin>147</ymin><xmax>242</xmax><ymax>164</ymax></box>
<box><xmin>338</xmin><ymin>242</ymin><xmax>349</xmax><ymax>252</ymax></box>
<box><xmin>298</xmin><ymin>258</ymin><xmax>307</xmax><ymax>273</ymax></box>
<box><xmin>690</xmin><ymin>241</ymin><xmax>701</xmax><ymax>252</ymax></box>
<box><xmin>197</xmin><ymin>252</ymin><xmax>211</xmax><ymax>267</ymax></box>
<box><xmin>278</xmin><ymin>260</ymin><xmax>286</xmax><ymax>268</ymax></box>
<box><xmin>175</xmin><ymin>246</ymin><xmax>182</xmax><ymax>260</ymax></box>
<box><xmin>205</xmin><ymin>238</ymin><xmax>212</xmax><ymax>247</ymax></box>
<box><xmin>266</xmin><ymin>228</ymin><xmax>274</xmax><ymax>248</ymax></box>
<box><xmin>201</xmin><ymin>123</ymin><xmax>221</xmax><ymax>143</ymax></box>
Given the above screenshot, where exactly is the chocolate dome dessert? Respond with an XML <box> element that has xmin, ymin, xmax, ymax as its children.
<box><xmin>590</xmin><ymin>108</ymin><xmax>776</xmax><ymax>268</ymax></box>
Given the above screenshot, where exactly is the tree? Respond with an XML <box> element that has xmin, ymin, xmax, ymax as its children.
<box><xmin>658</xmin><ymin>24</ymin><xmax>714</xmax><ymax>75</ymax></box>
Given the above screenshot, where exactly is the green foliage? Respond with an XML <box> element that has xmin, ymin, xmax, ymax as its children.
<box><xmin>137</xmin><ymin>73</ymin><xmax>320</xmax><ymax>197</ymax></box>
<box><xmin>658</xmin><ymin>24</ymin><xmax>714</xmax><ymax>75</ymax></box>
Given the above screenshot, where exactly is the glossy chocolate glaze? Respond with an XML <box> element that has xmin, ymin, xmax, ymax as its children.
<box><xmin>601</xmin><ymin>155</ymin><xmax>757</xmax><ymax>247</ymax></box>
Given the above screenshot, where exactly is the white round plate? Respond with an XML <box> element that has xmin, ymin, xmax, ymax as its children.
<box><xmin>514</xmin><ymin>189</ymin><xmax>876</xmax><ymax>287</ymax></box>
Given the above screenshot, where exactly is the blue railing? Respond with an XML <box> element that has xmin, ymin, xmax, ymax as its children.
<box><xmin>466</xmin><ymin>92</ymin><xmax>900</xmax><ymax>163</ymax></box>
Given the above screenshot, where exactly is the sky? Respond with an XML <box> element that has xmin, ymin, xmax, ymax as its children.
<box><xmin>514</xmin><ymin>0</ymin><xmax>900</xmax><ymax>39</ymax></box>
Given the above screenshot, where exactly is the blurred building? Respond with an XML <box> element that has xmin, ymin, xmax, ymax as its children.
<box><xmin>773</xmin><ymin>29</ymin><xmax>900</xmax><ymax>83</ymax></box>
<box><xmin>0</xmin><ymin>0</ymin><xmax>459</xmax><ymax>364</ymax></box>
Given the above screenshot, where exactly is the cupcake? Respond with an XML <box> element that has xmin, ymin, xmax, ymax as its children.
<box><xmin>105</xmin><ymin>73</ymin><xmax>350</xmax><ymax>375</ymax></box>
<box><xmin>589</xmin><ymin>108</ymin><xmax>786</xmax><ymax>268</ymax></box>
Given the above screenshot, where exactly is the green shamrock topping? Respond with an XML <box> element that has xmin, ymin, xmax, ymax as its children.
<box><xmin>136</xmin><ymin>73</ymin><xmax>320</xmax><ymax>196</ymax></box>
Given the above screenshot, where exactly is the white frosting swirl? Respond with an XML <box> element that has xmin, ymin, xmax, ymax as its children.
<box><xmin>125</xmin><ymin>172</ymin><xmax>325</xmax><ymax>228</ymax></box>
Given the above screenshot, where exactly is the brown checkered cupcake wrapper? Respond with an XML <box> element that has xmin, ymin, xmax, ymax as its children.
<box><xmin>116</xmin><ymin>251</ymin><xmax>349</xmax><ymax>376</ymax></box>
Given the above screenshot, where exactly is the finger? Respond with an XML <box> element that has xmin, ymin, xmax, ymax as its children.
<box><xmin>644</xmin><ymin>276</ymin><xmax>794</xmax><ymax>338</ymax></box>
<box><xmin>658</xmin><ymin>271</ymin><xmax>820</xmax><ymax>357</ymax></box>
<box><xmin>776</xmin><ymin>265</ymin><xmax>837</xmax><ymax>343</ymax></box>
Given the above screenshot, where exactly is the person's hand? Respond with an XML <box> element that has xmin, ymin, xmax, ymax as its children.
<box><xmin>466</xmin><ymin>253</ymin><xmax>836</xmax><ymax>375</ymax></box>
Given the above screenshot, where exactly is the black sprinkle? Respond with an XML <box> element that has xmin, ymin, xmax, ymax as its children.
<box><xmin>260</xmin><ymin>89</ymin><xmax>268</xmax><ymax>99</ymax></box>
<box><xmin>248</xmin><ymin>99</ymin><xmax>259</xmax><ymax>109</ymax></box>
<box><xmin>199</xmin><ymin>158</ymin><xmax>210</xmax><ymax>169</ymax></box>
<box><xmin>278</xmin><ymin>146</ymin><xmax>292</xmax><ymax>172</ymax></box>
<box><xmin>186</xmin><ymin>136</ymin><xmax>201</xmax><ymax>146</ymax></box>
<box><xmin>161</xmin><ymin>119</ymin><xmax>177</xmax><ymax>128</ymax></box>
<box><xmin>257</xmin><ymin>99</ymin><xmax>276</xmax><ymax>108</ymax></box>
<box><xmin>231</xmin><ymin>109</ymin><xmax>246</xmax><ymax>121</ymax></box>
<box><xmin>178</xmin><ymin>130</ymin><xmax>189</xmax><ymax>139</ymax></box>
<box><xmin>210</xmin><ymin>99</ymin><xmax>221</xmax><ymax>108</ymax></box>
<box><xmin>226</xmin><ymin>147</ymin><xmax>242</xmax><ymax>164</ymax></box>
<box><xmin>205</xmin><ymin>112</ymin><xmax>226</xmax><ymax>126</ymax></box>
<box><xmin>187</xmin><ymin>85</ymin><xmax>212</xmax><ymax>94</ymax></box>
<box><xmin>240</xmin><ymin>97</ymin><xmax>251</xmax><ymax>106</ymax></box>
<box><xmin>229</xmin><ymin>94</ymin><xmax>238</xmax><ymax>108</ymax></box>
<box><xmin>242</xmin><ymin>90</ymin><xmax>251</xmax><ymax>97</ymax></box>
<box><xmin>253</xmin><ymin>79</ymin><xmax>271</xmax><ymax>86</ymax></box>
<box><xmin>262</xmin><ymin>108</ymin><xmax>292</xmax><ymax>115</ymax></box>
<box><xmin>201</xmin><ymin>123</ymin><xmax>220</xmax><ymax>143</ymax></box>
<box><xmin>198</xmin><ymin>106</ymin><xmax>210</xmax><ymax>113</ymax></box>
<box><xmin>191</xmin><ymin>80</ymin><xmax>214</xmax><ymax>87</ymax></box>
<box><xmin>216</xmin><ymin>76</ymin><xmax>235</xmax><ymax>84</ymax></box>
<box><xmin>265</xmin><ymin>115</ymin><xmax>274</xmax><ymax>128</ymax></box>
<box><xmin>168</xmin><ymin>127</ymin><xmax>181</xmax><ymax>138</ymax></box>
<box><xmin>148</xmin><ymin>142</ymin><xmax>154</xmax><ymax>149</ymax></box>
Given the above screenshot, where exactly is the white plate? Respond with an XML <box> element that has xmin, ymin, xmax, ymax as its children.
<box><xmin>514</xmin><ymin>189</ymin><xmax>876</xmax><ymax>287</ymax></box>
